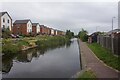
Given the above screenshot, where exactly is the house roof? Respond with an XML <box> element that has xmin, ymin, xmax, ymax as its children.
<box><xmin>0</xmin><ymin>12</ymin><xmax>12</xmax><ymax>20</ymax></box>
<box><xmin>32</xmin><ymin>23</ymin><xmax>39</xmax><ymax>26</ymax></box>
<box><xmin>14</xmin><ymin>19</ymin><xmax>32</xmax><ymax>24</ymax></box>
<box><xmin>40</xmin><ymin>25</ymin><xmax>44</xmax><ymax>27</ymax></box>
<box><xmin>107</xmin><ymin>29</ymin><xmax>120</xmax><ymax>34</ymax></box>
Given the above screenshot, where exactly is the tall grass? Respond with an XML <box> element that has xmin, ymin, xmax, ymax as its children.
<box><xmin>35</xmin><ymin>36</ymin><xmax>69</xmax><ymax>48</ymax></box>
<box><xmin>2</xmin><ymin>36</ymin><xmax>70</xmax><ymax>55</ymax></box>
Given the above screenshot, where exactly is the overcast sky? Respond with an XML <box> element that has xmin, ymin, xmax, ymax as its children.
<box><xmin>0</xmin><ymin>1</ymin><xmax>119</xmax><ymax>34</ymax></box>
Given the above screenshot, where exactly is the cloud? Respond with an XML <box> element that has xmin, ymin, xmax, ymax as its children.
<box><xmin>0</xmin><ymin>2</ymin><xmax>118</xmax><ymax>34</ymax></box>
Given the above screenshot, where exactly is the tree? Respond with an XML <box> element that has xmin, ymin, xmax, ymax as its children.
<box><xmin>66</xmin><ymin>30</ymin><xmax>74</xmax><ymax>39</ymax></box>
<box><xmin>78</xmin><ymin>28</ymin><xmax>88</xmax><ymax>42</ymax></box>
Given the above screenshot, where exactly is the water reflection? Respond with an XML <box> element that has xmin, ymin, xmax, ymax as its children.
<box><xmin>2</xmin><ymin>41</ymin><xmax>72</xmax><ymax>74</ymax></box>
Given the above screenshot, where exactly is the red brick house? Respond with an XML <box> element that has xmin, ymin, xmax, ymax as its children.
<box><xmin>46</xmin><ymin>27</ymin><xmax>51</xmax><ymax>35</ymax></box>
<box><xmin>13</xmin><ymin>19</ymin><xmax>32</xmax><ymax>35</ymax></box>
<box><xmin>32</xmin><ymin>23</ymin><xmax>40</xmax><ymax>35</ymax></box>
<box><xmin>44</xmin><ymin>26</ymin><xmax>48</xmax><ymax>35</ymax></box>
<box><xmin>40</xmin><ymin>25</ymin><xmax>46</xmax><ymax>35</ymax></box>
<box><xmin>54</xmin><ymin>29</ymin><xmax>57</xmax><ymax>36</ymax></box>
<box><xmin>57</xmin><ymin>30</ymin><xmax>65</xmax><ymax>36</ymax></box>
<box><xmin>57</xmin><ymin>30</ymin><xmax>62</xmax><ymax>36</ymax></box>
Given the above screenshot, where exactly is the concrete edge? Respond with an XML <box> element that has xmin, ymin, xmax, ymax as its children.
<box><xmin>85</xmin><ymin>42</ymin><xmax>120</xmax><ymax>73</ymax></box>
<box><xmin>71</xmin><ymin>39</ymin><xmax>87</xmax><ymax>78</ymax></box>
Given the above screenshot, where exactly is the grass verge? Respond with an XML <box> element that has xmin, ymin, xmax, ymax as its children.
<box><xmin>77</xmin><ymin>69</ymin><xmax>96</xmax><ymax>80</ymax></box>
<box><xmin>88</xmin><ymin>43</ymin><xmax>120</xmax><ymax>71</ymax></box>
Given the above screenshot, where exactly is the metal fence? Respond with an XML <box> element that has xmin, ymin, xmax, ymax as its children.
<box><xmin>97</xmin><ymin>35</ymin><xmax>120</xmax><ymax>55</ymax></box>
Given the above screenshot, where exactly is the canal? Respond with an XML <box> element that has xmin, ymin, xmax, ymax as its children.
<box><xmin>2</xmin><ymin>38</ymin><xmax>81</xmax><ymax>78</ymax></box>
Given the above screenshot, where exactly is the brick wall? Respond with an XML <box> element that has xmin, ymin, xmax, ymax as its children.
<box><xmin>32</xmin><ymin>26</ymin><xmax>37</xmax><ymax>35</ymax></box>
<box><xmin>13</xmin><ymin>23</ymin><xmax>28</xmax><ymax>35</ymax></box>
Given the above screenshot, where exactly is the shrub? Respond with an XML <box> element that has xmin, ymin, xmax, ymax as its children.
<box><xmin>17</xmin><ymin>40</ymin><xmax>29</xmax><ymax>46</ymax></box>
<box><xmin>2</xmin><ymin>43</ymin><xmax>20</xmax><ymax>55</ymax></box>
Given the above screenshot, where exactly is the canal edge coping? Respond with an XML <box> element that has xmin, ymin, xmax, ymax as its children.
<box><xmin>71</xmin><ymin>39</ymin><xmax>87</xmax><ymax>78</ymax></box>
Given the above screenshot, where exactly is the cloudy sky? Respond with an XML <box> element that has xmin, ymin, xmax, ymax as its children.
<box><xmin>0</xmin><ymin>1</ymin><xmax>119</xmax><ymax>34</ymax></box>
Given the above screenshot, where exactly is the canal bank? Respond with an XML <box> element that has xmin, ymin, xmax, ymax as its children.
<box><xmin>78</xmin><ymin>39</ymin><xmax>119</xmax><ymax>78</ymax></box>
<box><xmin>2</xmin><ymin>36</ymin><xmax>69</xmax><ymax>55</ymax></box>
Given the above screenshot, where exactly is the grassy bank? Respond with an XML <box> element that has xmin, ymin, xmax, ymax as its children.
<box><xmin>77</xmin><ymin>69</ymin><xmax>96</xmax><ymax>80</ymax></box>
<box><xmin>88</xmin><ymin>43</ymin><xmax>120</xmax><ymax>71</ymax></box>
<box><xmin>35</xmin><ymin>36</ymin><xmax>69</xmax><ymax>48</ymax></box>
<box><xmin>2</xmin><ymin>39</ymin><xmax>29</xmax><ymax>55</ymax></box>
<box><xmin>2</xmin><ymin>36</ymin><xmax>69</xmax><ymax>55</ymax></box>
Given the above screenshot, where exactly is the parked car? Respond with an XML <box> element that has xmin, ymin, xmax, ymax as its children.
<box><xmin>16</xmin><ymin>35</ymin><xmax>20</xmax><ymax>38</ymax></box>
<box><xmin>10</xmin><ymin>34</ymin><xmax>16</xmax><ymax>38</ymax></box>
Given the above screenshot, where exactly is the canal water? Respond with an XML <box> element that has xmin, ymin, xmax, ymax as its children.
<box><xmin>2</xmin><ymin>38</ymin><xmax>81</xmax><ymax>78</ymax></box>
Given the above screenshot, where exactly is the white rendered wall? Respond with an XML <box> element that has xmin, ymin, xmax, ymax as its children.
<box><xmin>1</xmin><ymin>13</ymin><xmax>12</xmax><ymax>31</ymax></box>
<box><xmin>27</xmin><ymin>21</ymin><xmax>32</xmax><ymax>33</ymax></box>
<box><xmin>36</xmin><ymin>24</ymin><xmax>40</xmax><ymax>33</ymax></box>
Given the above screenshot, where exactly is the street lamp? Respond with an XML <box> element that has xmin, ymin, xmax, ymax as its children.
<box><xmin>112</xmin><ymin>17</ymin><xmax>116</xmax><ymax>33</ymax></box>
<box><xmin>96</xmin><ymin>26</ymin><xmax>100</xmax><ymax>32</ymax></box>
<box><xmin>111</xmin><ymin>17</ymin><xmax>116</xmax><ymax>54</ymax></box>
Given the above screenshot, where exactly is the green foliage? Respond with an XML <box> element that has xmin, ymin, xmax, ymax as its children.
<box><xmin>78</xmin><ymin>28</ymin><xmax>88</xmax><ymax>42</ymax></box>
<box><xmin>17</xmin><ymin>40</ymin><xmax>29</xmax><ymax>47</ymax></box>
<box><xmin>2</xmin><ymin>39</ymin><xmax>29</xmax><ymax>55</ymax></box>
<box><xmin>66</xmin><ymin>30</ymin><xmax>74</xmax><ymax>39</ymax></box>
<box><xmin>2</xmin><ymin>43</ymin><xmax>20</xmax><ymax>55</ymax></box>
<box><xmin>2</xmin><ymin>28</ymin><xmax>11</xmax><ymax>39</ymax></box>
<box><xmin>36</xmin><ymin>36</ymin><xmax>69</xmax><ymax>48</ymax></box>
<box><xmin>2</xmin><ymin>36</ymin><xmax>70</xmax><ymax>55</ymax></box>
<box><xmin>77</xmin><ymin>70</ymin><xmax>96</xmax><ymax>80</ymax></box>
<box><xmin>88</xmin><ymin>43</ymin><xmax>120</xmax><ymax>71</ymax></box>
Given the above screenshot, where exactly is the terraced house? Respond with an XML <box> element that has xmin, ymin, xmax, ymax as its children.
<box><xmin>54</xmin><ymin>29</ymin><xmax>58</xmax><ymax>36</ymax></box>
<box><xmin>50</xmin><ymin>28</ymin><xmax>54</xmax><ymax>35</ymax></box>
<box><xmin>13</xmin><ymin>19</ymin><xmax>32</xmax><ymax>35</ymax></box>
<box><xmin>32</xmin><ymin>23</ymin><xmax>40</xmax><ymax>35</ymax></box>
<box><xmin>0</xmin><ymin>12</ymin><xmax>12</xmax><ymax>32</ymax></box>
<box><xmin>40</xmin><ymin>25</ymin><xmax>46</xmax><ymax>35</ymax></box>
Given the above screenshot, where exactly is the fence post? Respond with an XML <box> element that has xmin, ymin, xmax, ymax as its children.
<box><xmin>111</xmin><ymin>34</ymin><xmax>114</xmax><ymax>54</ymax></box>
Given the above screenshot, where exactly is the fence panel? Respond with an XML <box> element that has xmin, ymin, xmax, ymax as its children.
<box><xmin>97</xmin><ymin>35</ymin><xmax>119</xmax><ymax>55</ymax></box>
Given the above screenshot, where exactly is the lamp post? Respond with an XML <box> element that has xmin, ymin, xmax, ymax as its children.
<box><xmin>111</xmin><ymin>17</ymin><xmax>116</xmax><ymax>54</ymax></box>
<box><xmin>96</xmin><ymin>26</ymin><xmax>100</xmax><ymax>32</ymax></box>
<box><xmin>96</xmin><ymin>26</ymin><xmax>98</xmax><ymax>32</ymax></box>
<box><xmin>112</xmin><ymin>17</ymin><xmax>116</xmax><ymax>32</ymax></box>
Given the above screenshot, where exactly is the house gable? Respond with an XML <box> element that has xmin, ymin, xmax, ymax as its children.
<box><xmin>0</xmin><ymin>12</ymin><xmax>12</xmax><ymax>31</ymax></box>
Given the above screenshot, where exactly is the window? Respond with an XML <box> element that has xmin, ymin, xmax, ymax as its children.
<box><xmin>3</xmin><ymin>25</ymin><xmax>5</xmax><ymax>29</ymax></box>
<box><xmin>3</xmin><ymin>18</ymin><xmax>5</xmax><ymax>23</ymax></box>
<box><xmin>30</xmin><ymin>29</ymin><xmax>32</xmax><ymax>32</ymax></box>
<box><xmin>8</xmin><ymin>19</ymin><xmax>9</xmax><ymax>23</ymax></box>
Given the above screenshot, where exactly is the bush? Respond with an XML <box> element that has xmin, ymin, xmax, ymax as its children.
<box><xmin>2</xmin><ymin>43</ymin><xmax>20</xmax><ymax>55</ymax></box>
<box><xmin>17</xmin><ymin>40</ymin><xmax>29</xmax><ymax>47</ymax></box>
<box><xmin>78</xmin><ymin>28</ymin><xmax>88</xmax><ymax>42</ymax></box>
<box><xmin>2</xmin><ymin>28</ymin><xmax>11</xmax><ymax>39</ymax></box>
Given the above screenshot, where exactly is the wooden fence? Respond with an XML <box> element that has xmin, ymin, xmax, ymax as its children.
<box><xmin>97</xmin><ymin>35</ymin><xmax>120</xmax><ymax>55</ymax></box>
